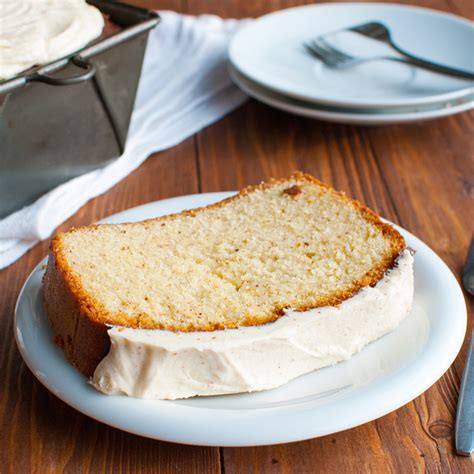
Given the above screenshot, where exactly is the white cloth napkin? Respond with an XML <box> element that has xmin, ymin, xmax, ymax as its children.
<box><xmin>0</xmin><ymin>11</ymin><xmax>248</xmax><ymax>269</ymax></box>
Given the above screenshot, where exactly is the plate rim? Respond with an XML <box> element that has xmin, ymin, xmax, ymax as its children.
<box><xmin>14</xmin><ymin>192</ymin><xmax>468</xmax><ymax>446</ymax></box>
<box><xmin>230</xmin><ymin>65</ymin><xmax>474</xmax><ymax>124</ymax></box>
<box><xmin>229</xmin><ymin>2</ymin><xmax>474</xmax><ymax>109</ymax></box>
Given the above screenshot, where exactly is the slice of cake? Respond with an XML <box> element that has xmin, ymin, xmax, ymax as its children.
<box><xmin>43</xmin><ymin>172</ymin><xmax>413</xmax><ymax>399</ymax></box>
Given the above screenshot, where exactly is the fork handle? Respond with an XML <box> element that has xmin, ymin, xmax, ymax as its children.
<box><xmin>388</xmin><ymin>44</ymin><xmax>474</xmax><ymax>80</ymax></box>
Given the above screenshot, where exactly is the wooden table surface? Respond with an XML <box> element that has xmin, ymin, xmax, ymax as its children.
<box><xmin>1</xmin><ymin>0</ymin><xmax>473</xmax><ymax>472</ymax></box>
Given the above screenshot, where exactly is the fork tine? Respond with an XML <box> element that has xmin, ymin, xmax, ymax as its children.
<box><xmin>304</xmin><ymin>40</ymin><xmax>340</xmax><ymax>66</ymax></box>
<box><xmin>304</xmin><ymin>41</ymin><xmax>326</xmax><ymax>57</ymax></box>
<box><xmin>306</xmin><ymin>37</ymin><xmax>355</xmax><ymax>68</ymax></box>
<box><xmin>304</xmin><ymin>42</ymin><xmax>324</xmax><ymax>60</ymax></box>
<box><xmin>317</xmin><ymin>38</ymin><xmax>353</xmax><ymax>62</ymax></box>
<box><xmin>305</xmin><ymin>40</ymin><xmax>329</xmax><ymax>58</ymax></box>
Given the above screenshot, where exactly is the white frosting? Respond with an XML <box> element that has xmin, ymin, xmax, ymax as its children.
<box><xmin>92</xmin><ymin>251</ymin><xmax>414</xmax><ymax>400</ymax></box>
<box><xmin>0</xmin><ymin>0</ymin><xmax>104</xmax><ymax>80</ymax></box>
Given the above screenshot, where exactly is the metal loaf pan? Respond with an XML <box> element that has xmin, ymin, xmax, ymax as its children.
<box><xmin>0</xmin><ymin>0</ymin><xmax>160</xmax><ymax>218</ymax></box>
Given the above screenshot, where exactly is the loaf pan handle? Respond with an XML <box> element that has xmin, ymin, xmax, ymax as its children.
<box><xmin>28</xmin><ymin>56</ymin><xmax>96</xmax><ymax>86</ymax></box>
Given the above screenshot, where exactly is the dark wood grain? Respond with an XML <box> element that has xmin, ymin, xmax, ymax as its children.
<box><xmin>1</xmin><ymin>0</ymin><xmax>473</xmax><ymax>473</ymax></box>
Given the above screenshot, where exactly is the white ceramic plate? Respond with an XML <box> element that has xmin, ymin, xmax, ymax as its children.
<box><xmin>230</xmin><ymin>66</ymin><xmax>474</xmax><ymax>125</ymax></box>
<box><xmin>229</xmin><ymin>3</ymin><xmax>474</xmax><ymax>109</ymax></box>
<box><xmin>15</xmin><ymin>193</ymin><xmax>467</xmax><ymax>446</ymax></box>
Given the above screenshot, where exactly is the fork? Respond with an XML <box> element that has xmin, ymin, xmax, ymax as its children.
<box><xmin>305</xmin><ymin>22</ymin><xmax>474</xmax><ymax>80</ymax></box>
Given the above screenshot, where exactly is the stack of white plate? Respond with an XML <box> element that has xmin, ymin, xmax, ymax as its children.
<box><xmin>228</xmin><ymin>3</ymin><xmax>474</xmax><ymax>125</ymax></box>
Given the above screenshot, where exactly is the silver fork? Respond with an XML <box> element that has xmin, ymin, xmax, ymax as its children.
<box><xmin>305</xmin><ymin>22</ymin><xmax>474</xmax><ymax>80</ymax></box>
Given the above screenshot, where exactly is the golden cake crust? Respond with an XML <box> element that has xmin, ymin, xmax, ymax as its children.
<box><xmin>43</xmin><ymin>172</ymin><xmax>405</xmax><ymax>376</ymax></box>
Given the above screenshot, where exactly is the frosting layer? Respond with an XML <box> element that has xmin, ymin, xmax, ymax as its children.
<box><xmin>0</xmin><ymin>0</ymin><xmax>104</xmax><ymax>80</ymax></box>
<box><xmin>92</xmin><ymin>251</ymin><xmax>414</xmax><ymax>400</ymax></box>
